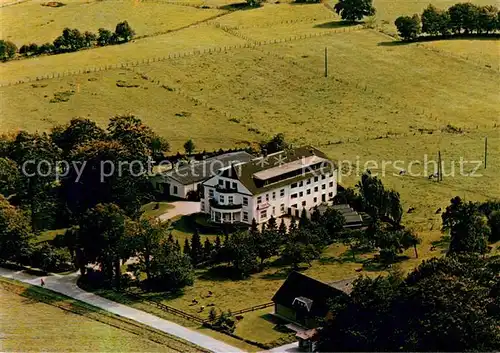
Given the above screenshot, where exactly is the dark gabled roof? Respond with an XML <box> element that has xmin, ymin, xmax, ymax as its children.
<box><xmin>329</xmin><ymin>278</ymin><xmax>356</xmax><ymax>295</ymax></box>
<box><xmin>272</xmin><ymin>271</ymin><xmax>348</xmax><ymax>318</ymax></box>
<box><xmin>220</xmin><ymin>146</ymin><xmax>335</xmax><ymax>195</ymax></box>
<box><xmin>166</xmin><ymin>151</ymin><xmax>254</xmax><ymax>185</ymax></box>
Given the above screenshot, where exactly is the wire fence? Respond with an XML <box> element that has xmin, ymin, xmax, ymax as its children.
<box><xmin>0</xmin><ymin>25</ymin><xmax>365</xmax><ymax>88</ymax></box>
<box><xmin>0</xmin><ymin>0</ymin><xmax>29</xmax><ymax>7</ymax></box>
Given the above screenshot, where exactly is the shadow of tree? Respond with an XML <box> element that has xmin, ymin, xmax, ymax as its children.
<box><xmin>314</xmin><ymin>20</ymin><xmax>360</xmax><ymax>29</ymax></box>
<box><xmin>218</xmin><ymin>2</ymin><xmax>254</xmax><ymax>11</ymax></box>
<box><xmin>362</xmin><ymin>255</ymin><xmax>410</xmax><ymax>272</ymax></box>
<box><xmin>379</xmin><ymin>33</ymin><xmax>500</xmax><ymax>47</ymax></box>
<box><xmin>377</xmin><ymin>41</ymin><xmax>411</xmax><ymax>47</ymax></box>
<box><xmin>198</xmin><ymin>265</ymin><xmax>244</xmax><ymax>282</ymax></box>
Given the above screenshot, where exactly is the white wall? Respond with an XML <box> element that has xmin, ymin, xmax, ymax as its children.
<box><xmin>252</xmin><ymin>172</ymin><xmax>337</xmax><ymax>223</ymax></box>
<box><xmin>201</xmin><ymin>170</ymin><xmax>337</xmax><ymax>224</ymax></box>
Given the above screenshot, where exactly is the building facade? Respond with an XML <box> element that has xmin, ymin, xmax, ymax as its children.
<box><xmin>151</xmin><ymin>151</ymin><xmax>254</xmax><ymax>199</ymax></box>
<box><xmin>200</xmin><ymin>146</ymin><xmax>337</xmax><ymax>224</ymax></box>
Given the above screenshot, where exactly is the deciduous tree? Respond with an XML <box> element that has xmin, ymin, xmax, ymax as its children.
<box><xmin>334</xmin><ymin>0</ymin><xmax>376</xmax><ymax>22</ymax></box>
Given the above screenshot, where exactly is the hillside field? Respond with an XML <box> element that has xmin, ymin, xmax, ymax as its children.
<box><xmin>0</xmin><ymin>0</ymin><xmax>499</xmax><ymax>347</ymax></box>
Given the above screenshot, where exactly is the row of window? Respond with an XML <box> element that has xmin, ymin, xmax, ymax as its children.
<box><xmin>290</xmin><ymin>173</ymin><xmax>330</xmax><ymax>189</ymax></box>
<box><xmin>291</xmin><ymin>192</ymin><xmax>334</xmax><ymax>208</ymax></box>
<box><xmin>290</xmin><ymin>181</ymin><xmax>334</xmax><ymax>199</ymax></box>
<box><xmin>260</xmin><ymin>204</ymin><xmax>286</xmax><ymax>221</ymax></box>
<box><xmin>208</xmin><ymin>187</ymin><xmax>248</xmax><ymax>206</ymax></box>
<box><xmin>257</xmin><ymin>189</ymin><xmax>285</xmax><ymax>204</ymax></box>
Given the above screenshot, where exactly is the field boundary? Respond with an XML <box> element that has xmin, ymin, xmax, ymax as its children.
<box><xmin>371</xmin><ymin>28</ymin><xmax>500</xmax><ymax>72</ymax></box>
<box><xmin>123</xmin><ymin>289</ymin><xmax>208</xmax><ymax>325</ymax></box>
<box><xmin>211</xmin><ymin>15</ymin><xmax>337</xmax><ymax>29</ymax></box>
<box><xmin>232</xmin><ymin>302</ymin><xmax>274</xmax><ymax>315</ymax></box>
<box><xmin>0</xmin><ymin>25</ymin><xmax>365</xmax><ymax>87</ymax></box>
<box><xmin>0</xmin><ymin>0</ymin><xmax>30</xmax><ymax>7</ymax></box>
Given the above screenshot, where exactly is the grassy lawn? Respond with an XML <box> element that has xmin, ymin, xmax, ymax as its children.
<box><xmin>0</xmin><ymin>277</ymin><xmax>206</xmax><ymax>352</ymax></box>
<box><xmin>141</xmin><ymin>201</ymin><xmax>174</xmax><ymax>219</ymax></box>
<box><xmin>213</xmin><ymin>2</ymin><xmax>335</xmax><ymax>28</ymax></box>
<box><xmin>0</xmin><ymin>25</ymin><xmax>246</xmax><ymax>85</ymax></box>
<box><xmin>85</xmin><ymin>288</ymin><xmax>263</xmax><ymax>351</ymax></box>
<box><xmin>1</xmin><ymin>0</ymin><xmax>498</xmax><ymax>348</ymax></box>
<box><xmin>0</xmin><ymin>0</ymin><xmax>225</xmax><ymax>46</ymax></box>
<box><xmin>35</xmin><ymin>228</ymin><xmax>66</xmax><ymax>243</ymax></box>
<box><xmin>169</xmin><ymin>214</ymin><xmax>221</xmax><ymax>244</ymax></box>
<box><xmin>415</xmin><ymin>38</ymin><xmax>500</xmax><ymax>71</ymax></box>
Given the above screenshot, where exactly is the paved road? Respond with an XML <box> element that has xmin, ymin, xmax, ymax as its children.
<box><xmin>158</xmin><ymin>201</ymin><xmax>200</xmax><ymax>222</ymax></box>
<box><xmin>0</xmin><ymin>268</ymin><xmax>244</xmax><ymax>353</ymax></box>
<box><xmin>266</xmin><ymin>342</ymin><xmax>300</xmax><ymax>353</ymax></box>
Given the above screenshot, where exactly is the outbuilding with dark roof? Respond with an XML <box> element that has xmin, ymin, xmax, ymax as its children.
<box><xmin>272</xmin><ymin>271</ymin><xmax>351</xmax><ymax>328</ymax></box>
<box><xmin>151</xmin><ymin>151</ymin><xmax>254</xmax><ymax>199</ymax></box>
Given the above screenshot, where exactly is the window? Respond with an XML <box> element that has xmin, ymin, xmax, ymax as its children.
<box><xmin>243</xmin><ymin>197</ymin><xmax>248</xmax><ymax>206</ymax></box>
<box><xmin>302</xmin><ymin>200</ymin><xmax>306</xmax><ymax>207</ymax></box>
<box><xmin>291</xmin><ymin>193</ymin><xmax>298</xmax><ymax>199</ymax></box>
<box><xmin>220</xmin><ymin>195</ymin><xmax>224</xmax><ymax>203</ymax></box>
<box><xmin>257</xmin><ymin>196</ymin><xmax>262</xmax><ymax>204</ymax></box>
<box><xmin>329</xmin><ymin>181</ymin><xmax>334</xmax><ymax>187</ymax></box>
<box><xmin>266</xmin><ymin>194</ymin><xmax>269</xmax><ymax>202</ymax></box>
<box><xmin>201</xmin><ymin>201</ymin><xmax>205</xmax><ymax>212</ymax></box>
<box><xmin>299</xmin><ymin>191</ymin><xmax>303</xmax><ymax>197</ymax></box>
<box><xmin>209</xmin><ymin>189</ymin><xmax>214</xmax><ymax>198</ymax></box>
<box><xmin>243</xmin><ymin>211</ymin><xmax>248</xmax><ymax>221</ymax></box>
<box><xmin>225</xmin><ymin>180</ymin><xmax>230</xmax><ymax>189</ymax></box>
<box><xmin>291</xmin><ymin>182</ymin><xmax>298</xmax><ymax>188</ymax></box>
<box><xmin>232</xmin><ymin>182</ymin><xmax>237</xmax><ymax>189</ymax></box>
<box><xmin>272</xmin><ymin>191</ymin><xmax>276</xmax><ymax>200</ymax></box>
<box><xmin>314</xmin><ymin>186</ymin><xmax>318</xmax><ymax>192</ymax></box>
<box><xmin>292</xmin><ymin>204</ymin><xmax>297</xmax><ymax>208</ymax></box>
<box><xmin>280</xmin><ymin>203</ymin><xmax>285</xmax><ymax>213</ymax></box>
<box><xmin>272</xmin><ymin>206</ymin><xmax>276</xmax><ymax>215</ymax></box>
<box><xmin>299</xmin><ymin>181</ymin><xmax>303</xmax><ymax>187</ymax></box>
<box><xmin>313</xmin><ymin>197</ymin><xmax>317</xmax><ymax>203</ymax></box>
<box><xmin>314</xmin><ymin>176</ymin><xmax>319</xmax><ymax>182</ymax></box>
<box><xmin>307</xmin><ymin>189</ymin><xmax>311</xmax><ymax>195</ymax></box>
<box><xmin>322</xmin><ymin>174</ymin><xmax>326</xmax><ymax>180</ymax></box>
<box><xmin>228</xmin><ymin>196</ymin><xmax>233</xmax><ymax>204</ymax></box>
<box><xmin>322</xmin><ymin>184</ymin><xmax>326</xmax><ymax>190</ymax></box>
<box><xmin>280</xmin><ymin>189</ymin><xmax>285</xmax><ymax>197</ymax></box>
<box><xmin>218</xmin><ymin>179</ymin><xmax>224</xmax><ymax>186</ymax></box>
<box><xmin>329</xmin><ymin>192</ymin><xmax>333</xmax><ymax>198</ymax></box>
<box><xmin>322</xmin><ymin>194</ymin><xmax>326</xmax><ymax>202</ymax></box>
<box><xmin>260</xmin><ymin>210</ymin><xmax>267</xmax><ymax>219</ymax></box>
<box><xmin>306</xmin><ymin>178</ymin><xmax>311</xmax><ymax>185</ymax></box>
<box><xmin>173</xmin><ymin>185</ymin><xmax>178</xmax><ymax>194</ymax></box>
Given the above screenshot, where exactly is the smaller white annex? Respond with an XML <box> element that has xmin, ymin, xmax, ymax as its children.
<box><xmin>151</xmin><ymin>151</ymin><xmax>254</xmax><ymax>199</ymax></box>
<box><xmin>200</xmin><ymin>146</ymin><xmax>337</xmax><ymax>224</ymax></box>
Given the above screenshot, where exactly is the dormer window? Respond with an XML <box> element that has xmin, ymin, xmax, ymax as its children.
<box><xmin>292</xmin><ymin>296</ymin><xmax>313</xmax><ymax>312</ymax></box>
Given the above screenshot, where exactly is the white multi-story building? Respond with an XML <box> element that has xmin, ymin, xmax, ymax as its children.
<box><xmin>200</xmin><ymin>146</ymin><xmax>337</xmax><ymax>224</ymax></box>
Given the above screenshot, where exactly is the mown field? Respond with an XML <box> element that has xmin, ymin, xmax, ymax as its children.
<box><xmin>0</xmin><ymin>278</ymin><xmax>205</xmax><ymax>352</ymax></box>
<box><xmin>0</xmin><ymin>0</ymin><xmax>225</xmax><ymax>45</ymax></box>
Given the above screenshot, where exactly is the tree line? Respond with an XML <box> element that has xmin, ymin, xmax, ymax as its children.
<box><xmin>0</xmin><ymin>116</ymin><xmax>173</xmax><ymax>285</ymax></box>
<box><xmin>317</xmin><ymin>195</ymin><xmax>500</xmax><ymax>351</ymax></box>
<box><xmin>395</xmin><ymin>3</ymin><xmax>500</xmax><ymax>41</ymax></box>
<box><xmin>0</xmin><ymin>21</ymin><xmax>135</xmax><ymax>62</ymax></box>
